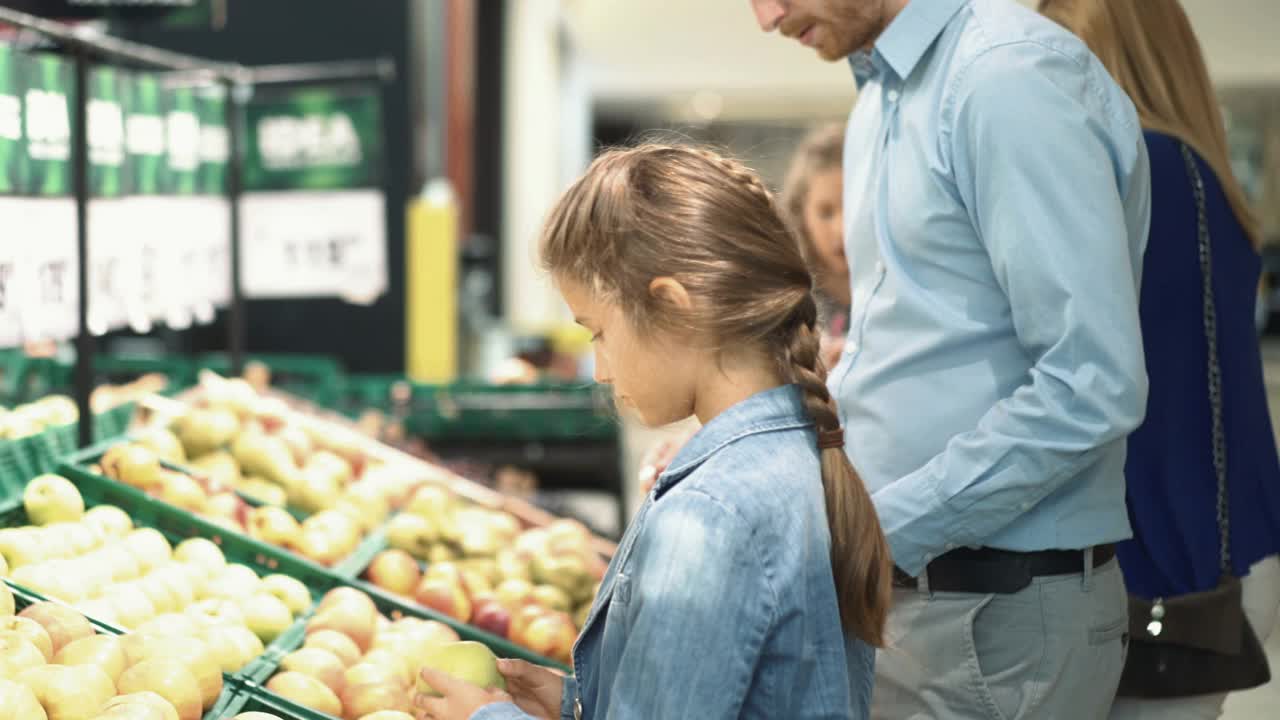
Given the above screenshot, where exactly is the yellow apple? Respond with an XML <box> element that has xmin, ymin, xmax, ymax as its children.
<box><xmin>123</xmin><ymin>529</ymin><xmax>173</xmax><ymax>574</ymax></box>
<box><xmin>365</xmin><ymin>550</ymin><xmax>421</xmax><ymax>597</ymax></box>
<box><xmin>0</xmin><ymin>677</ymin><xmax>46</xmax><ymax>720</ymax></box>
<box><xmin>100</xmin><ymin>443</ymin><xmax>165</xmax><ymax>492</ymax></box>
<box><xmin>200</xmin><ymin>624</ymin><xmax>263</xmax><ymax>673</ymax></box>
<box><xmin>260</xmin><ymin>574</ymin><xmax>311</xmax><ymax>616</ymax></box>
<box><xmin>237</xmin><ymin>478</ymin><xmax>288</xmax><ymax>507</ymax></box>
<box><xmin>344</xmin><ymin>659</ymin><xmax>407</xmax><ymax>691</ymax></box>
<box><xmin>124</xmin><ymin>635</ymin><xmax>222</xmax><ymax>710</ymax></box>
<box><xmin>98</xmin><ymin>692</ymin><xmax>180</xmax><ymax>720</ymax></box>
<box><xmin>266</xmin><ymin>671</ymin><xmax>343</xmax><ymax>717</ymax></box>
<box><xmin>23</xmin><ymin>475</ymin><xmax>85</xmax><ymax>526</ymax></box>
<box><xmin>415</xmin><ymin>641</ymin><xmax>505</xmax><ymax>696</ymax></box>
<box><xmin>307</xmin><ymin>587</ymin><xmax>378</xmax><ymax>651</ymax></box>
<box><xmin>186</xmin><ymin>598</ymin><xmax>245</xmax><ymax>628</ymax></box>
<box><xmin>82</xmin><ymin>505</ymin><xmax>133</xmax><ymax>539</ymax></box>
<box><xmin>245</xmin><ymin>506</ymin><xmax>302</xmax><ymax>547</ymax></box>
<box><xmin>354</xmin><ymin>712</ymin><xmax>415</xmax><ymax>720</ymax></box>
<box><xmin>172</xmin><ymin>538</ymin><xmax>226</xmax><ymax>576</ymax></box>
<box><xmin>156</xmin><ymin>472</ymin><xmax>208</xmax><ymax>514</ymax></box>
<box><xmin>54</xmin><ymin>634</ymin><xmax>128</xmax><ymax>684</ymax></box>
<box><xmin>340</xmin><ymin>681</ymin><xmax>413</xmax><ymax>719</ymax></box>
<box><xmin>0</xmin><ymin>580</ymin><xmax>12</xmax><ymax>616</ymax></box>
<box><xmin>0</xmin><ymin>632</ymin><xmax>47</xmax><ymax>677</ymax></box>
<box><xmin>18</xmin><ymin>664</ymin><xmax>115</xmax><ymax>720</ymax></box>
<box><xmin>239</xmin><ymin>593</ymin><xmax>294</xmax><ymax>644</ymax></box>
<box><xmin>303</xmin><ymin>629</ymin><xmax>362</xmax><ymax>668</ymax></box>
<box><xmin>384</xmin><ymin>514</ymin><xmax>436</xmax><ymax>561</ymax></box>
<box><xmin>207</xmin><ymin>564</ymin><xmax>261</xmax><ymax>599</ymax></box>
<box><xmin>279</xmin><ymin>647</ymin><xmax>347</xmax><ymax>696</ymax></box>
<box><xmin>414</xmin><ymin>575</ymin><xmax>472</xmax><ymax>623</ymax></box>
<box><xmin>116</xmin><ymin>660</ymin><xmax>203</xmax><ymax>720</ymax></box>
<box><xmin>0</xmin><ymin>528</ymin><xmax>47</xmax><ymax>570</ymax></box>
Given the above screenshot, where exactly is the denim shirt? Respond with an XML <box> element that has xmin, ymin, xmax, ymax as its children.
<box><xmin>474</xmin><ymin>385</ymin><xmax>872</xmax><ymax>720</ymax></box>
<box><xmin>832</xmin><ymin>0</ymin><xmax>1151</xmax><ymax>575</ymax></box>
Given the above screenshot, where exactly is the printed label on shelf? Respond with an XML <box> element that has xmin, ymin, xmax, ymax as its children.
<box><xmin>0</xmin><ymin>198</ymin><xmax>23</xmax><ymax>347</ymax></box>
<box><xmin>87</xmin><ymin>199</ymin><xmax>133</xmax><ymax>335</ymax></box>
<box><xmin>240</xmin><ymin>188</ymin><xmax>387</xmax><ymax>302</ymax></box>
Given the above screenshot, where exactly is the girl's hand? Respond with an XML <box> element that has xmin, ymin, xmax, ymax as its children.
<box><xmin>497</xmin><ymin>658</ymin><xmax>566</xmax><ymax>719</ymax></box>
<box><xmin>414</xmin><ymin>667</ymin><xmax>513</xmax><ymax>720</ymax></box>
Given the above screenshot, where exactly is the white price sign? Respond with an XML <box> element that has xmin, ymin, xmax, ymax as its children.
<box><xmin>240</xmin><ymin>189</ymin><xmax>387</xmax><ymax>302</ymax></box>
<box><xmin>0</xmin><ymin>199</ymin><xmax>23</xmax><ymax>347</ymax></box>
<box><xmin>17</xmin><ymin>198</ymin><xmax>78</xmax><ymax>342</ymax></box>
<box><xmin>87</xmin><ymin>199</ymin><xmax>132</xmax><ymax>335</ymax></box>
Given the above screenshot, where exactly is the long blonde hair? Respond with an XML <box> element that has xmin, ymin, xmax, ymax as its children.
<box><xmin>540</xmin><ymin>144</ymin><xmax>892</xmax><ymax>647</ymax></box>
<box><xmin>1039</xmin><ymin>0</ymin><xmax>1259</xmax><ymax>248</ymax></box>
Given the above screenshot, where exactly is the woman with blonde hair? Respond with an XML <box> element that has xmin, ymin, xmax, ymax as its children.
<box><xmin>1040</xmin><ymin>1</ymin><xmax>1280</xmax><ymax>717</ymax></box>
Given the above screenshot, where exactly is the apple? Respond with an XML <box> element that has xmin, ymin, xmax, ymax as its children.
<box><xmin>261</xmin><ymin>574</ymin><xmax>311</xmax><ymax>616</ymax></box>
<box><xmin>204</xmin><ymin>492</ymin><xmax>245</xmax><ymax>525</ymax></box>
<box><xmin>60</xmin><ymin>523</ymin><xmax>105</xmax><ymax>556</ymax></box>
<box><xmin>288</xmin><ymin>466</ymin><xmax>342</xmax><ymax>516</ymax></box>
<box><xmin>18</xmin><ymin>664</ymin><xmax>115</xmax><ymax>720</ymax></box>
<box><xmin>337</xmin><ymin>482</ymin><xmax>391</xmax><ymax>529</ymax></box>
<box><xmin>23</xmin><ymin>475</ymin><xmax>85</xmax><ymax>526</ymax></box>
<box><xmin>303</xmin><ymin>629</ymin><xmax>362</xmax><ymax>668</ymax></box>
<box><xmin>308</xmin><ymin>589</ymin><xmax>378</xmax><ymax>652</ymax></box>
<box><xmin>54</xmin><ymin>634</ymin><xmax>128</xmax><ymax>684</ymax></box>
<box><xmin>237</xmin><ymin>478</ymin><xmax>288</xmax><ymax>507</ymax></box>
<box><xmin>521</xmin><ymin>611</ymin><xmax>578</xmax><ymax>663</ymax></box>
<box><xmin>405</xmin><ymin>485</ymin><xmax>453</xmax><ymax>519</ymax></box>
<box><xmin>415</xmin><ymin>575</ymin><xmax>473</xmax><ymax>623</ymax></box>
<box><xmin>156</xmin><ymin>471</ymin><xmax>208</xmax><ymax>514</ymax></box>
<box><xmin>149</xmin><ymin>565</ymin><xmax>198</xmax><ymax>610</ymax></box>
<box><xmin>365</xmin><ymin>550</ymin><xmax>421</xmax><ymax>597</ymax></box>
<box><xmin>100</xmin><ymin>443</ymin><xmax>165</xmax><ymax>492</ymax></box>
<box><xmin>137</xmin><ymin>428</ymin><xmax>187</xmax><ymax>464</ymax></box>
<box><xmin>117</xmin><ymin>660</ymin><xmax>203</xmax><ymax>720</ymax></box>
<box><xmin>340</xmin><ymin>681</ymin><xmax>413</xmax><ymax>720</ymax></box>
<box><xmin>204</xmin><ymin>625</ymin><xmax>264</xmax><ymax>673</ymax></box>
<box><xmin>356</xmin><ymin>713</ymin><xmax>415</xmax><ymax>720</ymax></box>
<box><xmin>125</xmin><ymin>635</ymin><xmax>222</xmax><ymax>710</ymax></box>
<box><xmin>493</xmin><ymin>578</ymin><xmax>536</xmax><ymax>612</ymax></box>
<box><xmin>208</xmin><ymin>564</ymin><xmax>261</xmax><ymax>599</ymax></box>
<box><xmin>280</xmin><ymin>647</ymin><xmax>347</xmax><ymax>696</ymax></box>
<box><xmin>0</xmin><ymin>553</ymin><xmax>8</xmax><ymax>577</ymax></box>
<box><xmin>344</xmin><ymin>659</ymin><xmax>407</xmax><ymax>690</ymax></box>
<box><xmin>172</xmin><ymin>537</ymin><xmax>226</xmax><ymax>576</ymax></box>
<box><xmin>0</xmin><ymin>528</ymin><xmax>47</xmax><ymax>570</ymax></box>
<box><xmin>461</xmin><ymin>569</ymin><xmax>495</xmax><ymax>599</ymax></box>
<box><xmin>0</xmin><ymin>631</ymin><xmax>47</xmax><ymax>676</ymax></box>
<box><xmin>186</xmin><ymin>598</ymin><xmax>244</xmax><ymax>627</ymax></box>
<box><xmin>239</xmin><ymin>593</ymin><xmax>294</xmax><ymax>644</ymax></box>
<box><xmin>72</xmin><ymin>598</ymin><xmax>121</xmax><ymax>628</ymax></box>
<box><xmin>123</xmin><ymin>529</ymin><xmax>173</xmax><ymax>574</ymax></box>
<box><xmin>246</xmin><ymin>506</ymin><xmax>302</xmax><ymax>547</ymax></box>
<box><xmin>0</xmin><ymin>677</ymin><xmax>46</xmax><ymax>720</ymax></box>
<box><xmin>0</xmin><ymin>580</ymin><xmax>12</xmax><ymax>616</ymax></box>
<box><xmin>95</xmin><ymin>545</ymin><xmax>142</xmax><ymax>582</ymax></box>
<box><xmin>302</xmin><ymin>511</ymin><xmax>361</xmax><ymax>553</ymax></box>
<box><xmin>509</xmin><ymin>605</ymin><xmax>550</xmax><ymax>648</ymax></box>
<box><xmin>306</xmin><ymin>450</ymin><xmax>354</xmax><ymax>486</ymax></box>
<box><xmin>471</xmin><ymin>598</ymin><xmax>513</xmax><ymax>639</ymax></box>
<box><xmin>266</xmin><ymin>671</ymin><xmax>343</xmax><ymax>717</ymax></box>
<box><xmin>135</xmin><ymin>612</ymin><xmax>203</xmax><ymax>639</ymax></box>
<box><xmin>416</xmin><ymin>641</ymin><xmax>505</xmax><ymax>696</ymax></box>
<box><xmin>531</xmin><ymin>584</ymin><xmax>572</xmax><ymax>613</ymax></box>
<box><xmin>173</xmin><ymin>408</ymin><xmax>241</xmax><ymax>458</ymax></box>
<box><xmin>97</xmin><ymin>692</ymin><xmax>178</xmax><ymax>720</ymax></box>
<box><xmin>278</xmin><ymin>425</ymin><xmax>314</xmax><ymax>465</ymax></box>
<box><xmin>230</xmin><ymin>431</ymin><xmax>298</xmax><ymax>488</ymax></box>
<box><xmin>133</xmin><ymin>575</ymin><xmax>181</xmax><ymax>615</ymax></box>
<box><xmin>384</xmin><ymin>514</ymin><xmax>437</xmax><ymax>560</ymax></box>
<box><xmin>82</xmin><ymin>505</ymin><xmax>133</xmax><ymax>539</ymax></box>
<box><xmin>19</xmin><ymin>602</ymin><xmax>94</xmax><ymax>655</ymax></box>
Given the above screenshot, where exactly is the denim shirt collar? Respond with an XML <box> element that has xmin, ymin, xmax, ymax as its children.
<box><xmin>654</xmin><ymin>385</ymin><xmax>814</xmax><ymax>497</ymax></box>
<box><xmin>848</xmin><ymin>0</ymin><xmax>968</xmax><ymax>84</ymax></box>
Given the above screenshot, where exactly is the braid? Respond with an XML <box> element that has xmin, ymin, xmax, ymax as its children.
<box><xmin>688</xmin><ymin>147</ymin><xmax>778</xmax><ymax>212</ymax></box>
<box><xmin>782</xmin><ymin>293</ymin><xmax>840</xmax><ymax>433</ymax></box>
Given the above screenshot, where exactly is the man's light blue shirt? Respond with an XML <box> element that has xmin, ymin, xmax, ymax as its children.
<box><xmin>832</xmin><ymin>0</ymin><xmax>1152</xmax><ymax>576</ymax></box>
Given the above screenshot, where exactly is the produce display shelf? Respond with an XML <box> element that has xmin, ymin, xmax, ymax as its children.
<box><xmin>216</xmin><ymin>679</ymin><xmax>336</xmax><ymax>720</ymax></box>
<box><xmin>3</xmin><ymin>578</ymin><xmax>248</xmax><ymax>720</ymax></box>
<box><xmin>0</xmin><ymin>402</ymin><xmax>139</xmax><ymax>503</ymax></box>
<box><xmin>196</xmin><ymin>353</ymin><xmax>346</xmax><ymax>409</ymax></box>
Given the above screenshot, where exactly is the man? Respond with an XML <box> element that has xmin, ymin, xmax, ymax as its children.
<box><xmin>752</xmin><ymin>0</ymin><xmax>1151</xmax><ymax>717</ymax></box>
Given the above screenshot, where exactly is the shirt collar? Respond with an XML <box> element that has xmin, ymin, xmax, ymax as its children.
<box><xmin>849</xmin><ymin>0</ymin><xmax>969</xmax><ymax>83</ymax></box>
<box><xmin>654</xmin><ymin>385</ymin><xmax>813</xmax><ymax>496</ymax></box>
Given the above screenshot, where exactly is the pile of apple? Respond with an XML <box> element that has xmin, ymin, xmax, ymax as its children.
<box><xmin>0</xmin><ymin>395</ymin><xmax>78</xmax><ymax>440</ymax></box>
<box><xmin>2</xmin><ymin>579</ymin><xmax>222</xmax><ymax>720</ymax></box>
<box><xmin>2</xmin><ymin>475</ymin><xmax>314</xmax><ymax>678</ymax></box>
<box><xmin>258</xmin><ymin>585</ymin><xmax>458</xmax><ymax>720</ymax></box>
<box><xmin>91</xmin><ymin>375</ymin><xmax>422</xmax><ymax>568</ymax></box>
<box><xmin>369</xmin><ymin>487</ymin><xmax>603</xmax><ymax>664</ymax></box>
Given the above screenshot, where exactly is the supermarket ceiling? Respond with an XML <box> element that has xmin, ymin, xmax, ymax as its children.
<box><xmin>566</xmin><ymin>0</ymin><xmax>1280</xmax><ymax>119</ymax></box>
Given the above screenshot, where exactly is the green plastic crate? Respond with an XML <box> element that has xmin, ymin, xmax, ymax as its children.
<box><xmin>406</xmin><ymin>381</ymin><xmax>617</xmax><ymax>442</ymax></box>
<box><xmin>0</xmin><ymin>433</ymin><xmax>44</xmax><ymax>499</ymax></box>
<box><xmin>3</xmin><ymin>578</ymin><xmax>249</xmax><ymax>720</ymax></box>
<box><xmin>93</xmin><ymin>355</ymin><xmax>196</xmax><ymax>393</ymax></box>
<box><xmin>215</xmin><ymin>680</ymin><xmax>337</xmax><ymax>720</ymax></box>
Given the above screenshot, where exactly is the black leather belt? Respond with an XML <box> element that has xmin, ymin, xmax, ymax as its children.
<box><xmin>892</xmin><ymin>544</ymin><xmax>1116</xmax><ymax>594</ymax></box>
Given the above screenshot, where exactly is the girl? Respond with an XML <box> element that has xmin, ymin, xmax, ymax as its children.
<box><xmin>415</xmin><ymin>144</ymin><xmax>892</xmax><ymax>719</ymax></box>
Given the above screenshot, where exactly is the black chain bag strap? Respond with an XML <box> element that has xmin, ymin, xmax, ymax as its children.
<box><xmin>1117</xmin><ymin>143</ymin><xmax>1271</xmax><ymax>698</ymax></box>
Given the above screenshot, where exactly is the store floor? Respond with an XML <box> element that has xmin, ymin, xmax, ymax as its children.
<box><xmin>614</xmin><ymin>341</ymin><xmax>1280</xmax><ymax>715</ymax></box>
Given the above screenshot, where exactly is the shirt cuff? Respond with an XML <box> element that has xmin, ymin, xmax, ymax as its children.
<box><xmin>872</xmin><ymin>472</ymin><xmax>963</xmax><ymax>576</ymax></box>
<box><xmin>560</xmin><ymin>676</ymin><xmax>580</xmax><ymax>720</ymax></box>
<box><xmin>470</xmin><ymin>702</ymin><xmax>532</xmax><ymax>720</ymax></box>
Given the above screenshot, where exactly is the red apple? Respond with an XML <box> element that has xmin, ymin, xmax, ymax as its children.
<box><xmin>307</xmin><ymin>588</ymin><xmax>378</xmax><ymax>652</ymax></box>
<box><xmin>18</xmin><ymin>602</ymin><xmax>94</xmax><ymax>655</ymax></box>
<box><xmin>414</xmin><ymin>576</ymin><xmax>472</xmax><ymax>623</ymax></box>
<box><xmin>471</xmin><ymin>599</ymin><xmax>512</xmax><ymax>639</ymax></box>
<box><xmin>303</xmin><ymin>629</ymin><xmax>362</xmax><ymax>668</ymax></box>
<box><xmin>279</xmin><ymin>647</ymin><xmax>347</xmax><ymax>696</ymax></box>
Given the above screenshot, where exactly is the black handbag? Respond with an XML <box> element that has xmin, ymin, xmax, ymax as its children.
<box><xmin>1116</xmin><ymin>143</ymin><xmax>1272</xmax><ymax>698</ymax></box>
